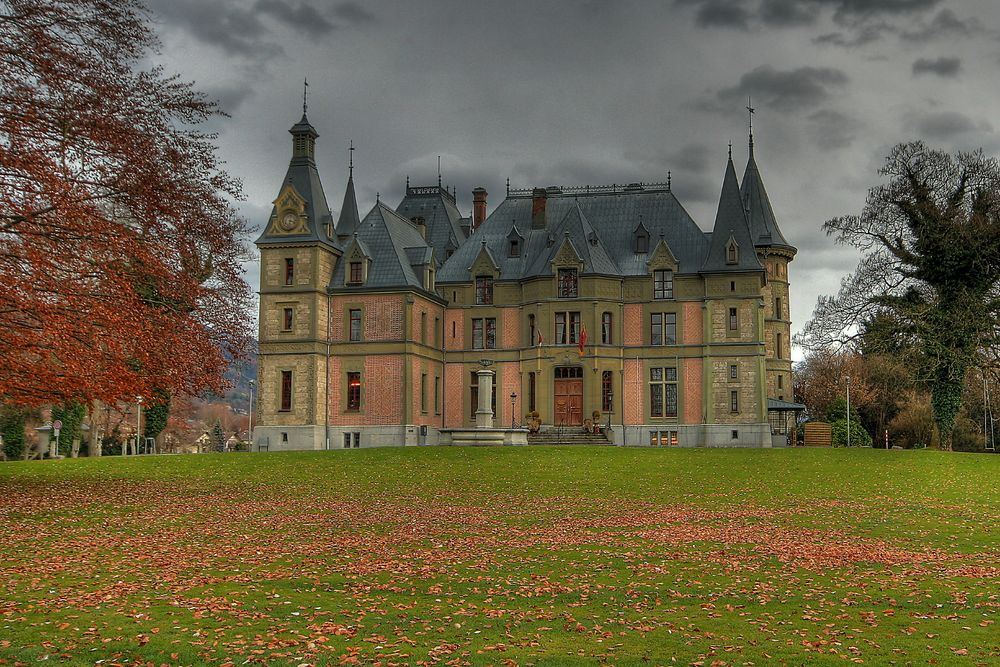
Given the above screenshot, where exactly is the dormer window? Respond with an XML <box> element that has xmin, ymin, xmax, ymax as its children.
<box><xmin>557</xmin><ymin>268</ymin><xmax>578</xmax><ymax>298</ymax></box>
<box><xmin>653</xmin><ymin>270</ymin><xmax>673</xmax><ymax>299</ymax></box>
<box><xmin>635</xmin><ymin>232</ymin><xmax>649</xmax><ymax>253</ymax></box>
<box><xmin>475</xmin><ymin>276</ymin><xmax>493</xmax><ymax>304</ymax></box>
<box><xmin>425</xmin><ymin>267</ymin><xmax>435</xmax><ymax>291</ymax></box>
<box><xmin>348</xmin><ymin>261</ymin><xmax>363</xmax><ymax>285</ymax></box>
<box><xmin>726</xmin><ymin>239</ymin><xmax>739</xmax><ymax>265</ymax></box>
<box><xmin>509</xmin><ymin>238</ymin><xmax>520</xmax><ymax>257</ymax></box>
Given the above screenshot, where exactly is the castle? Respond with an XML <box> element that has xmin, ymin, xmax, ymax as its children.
<box><xmin>253</xmin><ymin>108</ymin><xmax>799</xmax><ymax>450</ymax></box>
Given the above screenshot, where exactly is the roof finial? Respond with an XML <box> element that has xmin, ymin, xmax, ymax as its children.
<box><xmin>406</xmin><ymin>174</ymin><xmax>410</xmax><ymax>190</ymax></box>
<box><xmin>746</xmin><ymin>95</ymin><xmax>755</xmax><ymax>153</ymax></box>
<box><xmin>667</xmin><ymin>171</ymin><xmax>672</xmax><ymax>192</ymax></box>
<box><xmin>348</xmin><ymin>140</ymin><xmax>354</xmax><ymax>179</ymax></box>
<box><xmin>303</xmin><ymin>78</ymin><xmax>309</xmax><ymax>115</ymax></box>
<box><xmin>506</xmin><ymin>177</ymin><xmax>510</xmax><ymax>196</ymax></box>
<box><xmin>728</xmin><ymin>141</ymin><xmax>732</xmax><ymax>160</ymax></box>
<box><xmin>376</xmin><ymin>191</ymin><xmax>380</xmax><ymax>204</ymax></box>
<box><xmin>437</xmin><ymin>155</ymin><xmax>441</xmax><ymax>188</ymax></box>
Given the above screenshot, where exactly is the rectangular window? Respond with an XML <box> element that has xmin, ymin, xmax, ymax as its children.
<box><xmin>728</xmin><ymin>307</ymin><xmax>738</xmax><ymax>331</ymax></box>
<box><xmin>282</xmin><ymin>307</ymin><xmax>293</xmax><ymax>331</ymax></box>
<box><xmin>347</xmin><ymin>372</ymin><xmax>361</xmax><ymax>411</ymax></box>
<box><xmin>777</xmin><ymin>374</ymin><xmax>783</xmax><ymax>389</ymax></box>
<box><xmin>420</xmin><ymin>312</ymin><xmax>427</xmax><ymax>344</ymax></box>
<box><xmin>554</xmin><ymin>312</ymin><xmax>581</xmax><ymax>344</ymax></box>
<box><xmin>470</xmin><ymin>371</ymin><xmax>496</xmax><ymax>419</ymax></box>
<box><xmin>475</xmin><ymin>276</ymin><xmax>493</xmax><ymax>304</ymax></box>
<box><xmin>775</xmin><ymin>296</ymin><xmax>782</xmax><ymax>319</ymax></box>
<box><xmin>528</xmin><ymin>372</ymin><xmax>536</xmax><ymax>413</ymax></box>
<box><xmin>528</xmin><ymin>314</ymin><xmax>536</xmax><ymax>346</ymax></box>
<box><xmin>349</xmin><ymin>309</ymin><xmax>362</xmax><ymax>341</ymax></box>
<box><xmin>280</xmin><ymin>370</ymin><xmax>292</xmax><ymax>411</ymax></box>
<box><xmin>776</xmin><ymin>332</ymin><xmax>783</xmax><ymax>359</ymax></box>
<box><xmin>284</xmin><ymin>258</ymin><xmax>294</xmax><ymax>285</ymax></box>
<box><xmin>729</xmin><ymin>364</ymin><xmax>738</xmax><ymax>380</ymax></box>
<box><xmin>557</xmin><ymin>268</ymin><xmax>578</xmax><ymax>298</ymax></box>
<box><xmin>651</xmin><ymin>313</ymin><xmax>676</xmax><ymax>345</ymax></box>
<box><xmin>602</xmin><ymin>370</ymin><xmax>613</xmax><ymax>412</ymax></box>
<box><xmin>434</xmin><ymin>376</ymin><xmax>440</xmax><ymax>414</ymax></box>
<box><xmin>434</xmin><ymin>317</ymin><xmax>440</xmax><ymax>347</ymax></box>
<box><xmin>352</xmin><ymin>432</ymin><xmax>360</xmax><ymax>448</ymax></box>
<box><xmin>509</xmin><ymin>239</ymin><xmax>520</xmax><ymax>257</ymax></box>
<box><xmin>649</xmin><ymin>367</ymin><xmax>678</xmax><ymax>418</ymax></box>
<box><xmin>472</xmin><ymin>317</ymin><xmax>496</xmax><ymax>349</ymax></box>
<box><xmin>730</xmin><ymin>390</ymin><xmax>739</xmax><ymax>413</ymax></box>
<box><xmin>601</xmin><ymin>312</ymin><xmax>612</xmax><ymax>344</ymax></box>
<box><xmin>421</xmin><ymin>373</ymin><xmax>427</xmax><ymax>413</ymax></box>
<box><xmin>348</xmin><ymin>261</ymin><xmax>362</xmax><ymax>284</ymax></box>
<box><xmin>653</xmin><ymin>270</ymin><xmax>673</xmax><ymax>299</ymax></box>
<box><xmin>343</xmin><ymin>433</ymin><xmax>351</xmax><ymax>448</ymax></box>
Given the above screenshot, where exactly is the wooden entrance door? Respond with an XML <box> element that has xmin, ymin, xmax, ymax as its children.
<box><xmin>554</xmin><ymin>367</ymin><xmax>584</xmax><ymax>426</ymax></box>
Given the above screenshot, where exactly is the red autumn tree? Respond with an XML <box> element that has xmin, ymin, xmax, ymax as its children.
<box><xmin>0</xmin><ymin>0</ymin><xmax>252</xmax><ymax>406</ymax></box>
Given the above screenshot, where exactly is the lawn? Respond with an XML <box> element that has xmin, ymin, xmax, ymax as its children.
<box><xmin>1</xmin><ymin>447</ymin><xmax>998</xmax><ymax>666</ymax></box>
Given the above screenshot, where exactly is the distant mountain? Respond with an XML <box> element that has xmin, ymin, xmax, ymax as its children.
<box><xmin>222</xmin><ymin>341</ymin><xmax>258</xmax><ymax>414</ymax></box>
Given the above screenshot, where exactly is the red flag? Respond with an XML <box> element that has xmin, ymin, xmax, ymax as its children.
<box><xmin>537</xmin><ymin>331</ymin><xmax>544</xmax><ymax>346</ymax></box>
<box><xmin>577</xmin><ymin>325</ymin><xmax>587</xmax><ymax>355</ymax></box>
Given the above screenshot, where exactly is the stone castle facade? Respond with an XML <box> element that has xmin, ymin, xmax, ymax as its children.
<box><xmin>253</xmin><ymin>109</ymin><xmax>798</xmax><ymax>450</ymax></box>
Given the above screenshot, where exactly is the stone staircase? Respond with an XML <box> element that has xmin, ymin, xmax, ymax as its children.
<box><xmin>527</xmin><ymin>427</ymin><xmax>614</xmax><ymax>446</ymax></box>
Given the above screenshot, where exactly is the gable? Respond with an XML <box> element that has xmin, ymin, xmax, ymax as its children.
<box><xmin>270</xmin><ymin>184</ymin><xmax>309</xmax><ymax>236</ymax></box>
<box><xmin>646</xmin><ymin>238</ymin><xmax>679</xmax><ymax>272</ymax></box>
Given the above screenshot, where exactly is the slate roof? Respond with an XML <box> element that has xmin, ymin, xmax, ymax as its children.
<box><xmin>437</xmin><ymin>184</ymin><xmax>712</xmax><ymax>283</ymax></box>
<box><xmin>255</xmin><ymin>113</ymin><xmax>340</xmax><ymax>250</ymax></box>
<box><xmin>741</xmin><ymin>139</ymin><xmax>793</xmax><ymax>250</ymax></box>
<box><xmin>395</xmin><ymin>185</ymin><xmax>468</xmax><ymax>263</ymax></box>
<box><xmin>329</xmin><ymin>203</ymin><xmax>436</xmax><ymax>293</ymax></box>
<box><xmin>701</xmin><ymin>157</ymin><xmax>764</xmax><ymax>273</ymax></box>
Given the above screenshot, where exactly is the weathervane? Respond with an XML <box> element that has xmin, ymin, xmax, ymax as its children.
<box><xmin>303</xmin><ymin>78</ymin><xmax>309</xmax><ymax>114</ymax></box>
<box><xmin>746</xmin><ymin>96</ymin><xmax>755</xmax><ymax>150</ymax></box>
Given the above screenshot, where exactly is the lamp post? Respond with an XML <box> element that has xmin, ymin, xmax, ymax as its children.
<box><xmin>845</xmin><ymin>376</ymin><xmax>851</xmax><ymax>448</ymax></box>
<box><xmin>607</xmin><ymin>391</ymin><xmax>613</xmax><ymax>433</ymax></box>
<box><xmin>248</xmin><ymin>379</ymin><xmax>255</xmax><ymax>452</ymax></box>
<box><xmin>135</xmin><ymin>395</ymin><xmax>143</xmax><ymax>455</ymax></box>
<box><xmin>510</xmin><ymin>392</ymin><xmax>517</xmax><ymax>429</ymax></box>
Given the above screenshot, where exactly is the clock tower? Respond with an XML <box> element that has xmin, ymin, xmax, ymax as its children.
<box><xmin>254</xmin><ymin>108</ymin><xmax>342</xmax><ymax>451</ymax></box>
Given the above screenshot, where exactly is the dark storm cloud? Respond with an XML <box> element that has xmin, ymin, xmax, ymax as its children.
<box><xmin>254</xmin><ymin>0</ymin><xmax>336</xmax><ymax>37</ymax></box>
<box><xmin>669</xmin><ymin>143</ymin><xmax>714</xmax><ymax>174</ymax></box>
<box><xmin>807</xmin><ymin>109</ymin><xmax>860</xmax><ymax>149</ymax></box>
<box><xmin>904</xmin><ymin>110</ymin><xmax>989</xmax><ymax>141</ymax></box>
<box><xmin>690</xmin><ymin>0</ymin><xmax>753</xmax><ymax>29</ymax></box>
<box><xmin>899</xmin><ymin>9</ymin><xmax>981</xmax><ymax>41</ymax></box>
<box><xmin>817</xmin><ymin>0</ymin><xmax>940</xmax><ymax>25</ymax></box>
<box><xmin>760</xmin><ymin>0</ymin><xmax>822</xmax><ymax>26</ymax></box>
<box><xmin>813</xmin><ymin>23</ymin><xmax>891</xmax><ymax>46</ymax></box>
<box><xmin>331</xmin><ymin>2</ymin><xmax>377</xmax><ymax>24</ymax></box>
<box><xmin>205</xmin><ymin>84</ymin><xmax>257</xmax><ymax>115</ymax></box>
<box><xmin>149</xmin><ymin>0</ymin><xmax>275</xmax><ymax>58</ymax></box>
<box><xmin>677</xmin><ymin>0</ymin><xmax>939</xmax><ymax>30</ymax></box>
<box><xmin>911</xmin><ymin>56</ymin><xmax>961</xmax><ymax>78</ymax></box>
<box><xmin>714</xmin><ymin>65</ymin><xmax>849</xmax><ymax>112</ymax></box>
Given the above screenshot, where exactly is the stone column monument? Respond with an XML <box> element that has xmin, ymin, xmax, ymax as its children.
<box><xmin>475</xmin><ymin>370</ymin><xmax>495</xmax><ymax>428</ymax></box>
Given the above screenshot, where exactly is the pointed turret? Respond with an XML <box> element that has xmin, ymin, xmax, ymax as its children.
<box><xmin>740</xmin><ymin>135</ymin><xmax>793</xmax><ymax>251</ymax></box>
<box><xmin>701</xmin><ymin>150</ymin><xmax>762</xmax><ymax>273</ymax></box>
<box><xmin>336</xmin><ymin>142</ymin><xmax>360</xmax><ymax>240</ymax></box>
<box><xmin>255</xmin><ymin>109</ymin><xmax>338</xmax><ymax>250</ymax></box>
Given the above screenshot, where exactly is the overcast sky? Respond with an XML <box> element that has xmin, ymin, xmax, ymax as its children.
<box><xmin>147</xmin><ymin>0</ymin><xmax>1000</xmax><ymax>359</ymax></box>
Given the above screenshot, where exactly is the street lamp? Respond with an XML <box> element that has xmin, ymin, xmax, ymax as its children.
<box><xmin>248</xmin><ymin>379</ymin><xmax>255</xmax><ymax>452</ymax></box>
<box><xmin>607</xmin><ymin>391</ymin><xmax>613</xmax><ymax>433</ymax></box>
<box><xmin>135</xmin><ymin>395</ymin><xmax>143</xmax><ymax>455</ymax></box>
<box><xmin>510</xmin><ymin>392</ymin><xmax>517</xmax><ymax>429</ymax></box>
<box><xmin>845</xmin><ymin>376</ymin><xmax>851</xmax><ymax>448</ymax></box>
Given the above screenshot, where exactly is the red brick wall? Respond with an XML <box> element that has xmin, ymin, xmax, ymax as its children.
<box><xmin>327</xmin><ymin>354</ymin><xmax>403</xmax><ymax>426</ymax></box>
<box><xmin>683</xmin><ymin>358</ymin><xmax>702</xmax><ymax>424</ymax></box>
<box><xmin>623</xmin><ymin>358</ymin><xmax>642</xmax><ymax>425</ymax></box>
<box><xmin>443</xmin><ymin>363</ymin><xmax>465</xmax><ymax>427</ymax></box>
<box><xmin>444</xmin><ymin>308</ymin><xmax>464</xmax><ymax>350</ymax></box>
<box><xmin>501</xmin><ymin>308</ymin><xmax>520</xmax><ymax>349</ymax></box>
<box><xmin>501</xmin><ymin>362</ymin><xmax>521</xmax><ymax>426</ymax></box>
<box><xmin>682</xmin><ymin>301</ymin><xmax>703</xmax><ymax>345</ymax></box>
<box><xmin>330</xmin><ymin>294</ymin><xmax>405</xmax><ymax>342</ymax></box>
<box><xmin>410</xmin><ymin>297</ymin><xmax>444</xmax><ymax>345</ymax></box>
<box><xmin>623</xmin><ymin>304</ymin><xmax>643</xmax><ymax>345</ymax></box>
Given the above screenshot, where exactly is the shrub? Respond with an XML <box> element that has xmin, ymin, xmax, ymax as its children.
<box><xmin>830</xmin><ymin>418</ymin><xmax>872</xmax><ymax>447</ymax></box>
<box><xmin>1</xmin><ymin>409</ymin><xmax>26</xmax><ymax>460</ymax></box>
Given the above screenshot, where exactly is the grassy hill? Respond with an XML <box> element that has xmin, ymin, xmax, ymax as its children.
<box><xmin>1</xmin><ymin>447</ymin><xmax>997</xmax><ymax>665</ymax></box>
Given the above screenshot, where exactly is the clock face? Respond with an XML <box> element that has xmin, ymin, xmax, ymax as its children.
<box><xmin>280</xmin><ymin>212</ymin><xmax>298</xmax><ymax>231</ymax></box>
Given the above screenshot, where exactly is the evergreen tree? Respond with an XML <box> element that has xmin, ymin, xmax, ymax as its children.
<box><xmin>143</xmin><ymin>388</ymin><xmax>170</xmax><ymax>444</ymax></box>
<box><xmin>210</xmin><ymin>420</ymin><xmax>226</xmax><ymax>453</ymax></box>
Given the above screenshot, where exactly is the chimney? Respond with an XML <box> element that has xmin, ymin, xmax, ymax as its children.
<box><xmin>411</xmin><ymin>216</ymin><xmax>426</xmax><ymax>239</ymax></box>
<box><xmin>472</xmin><ymin>187</ymin><xmax>488</xmax><ymax>231</ymax></box>
<box><xmin>531</xmin><ymin>187</ymin><xmax>547</xmax><ymax>229</ymax></box>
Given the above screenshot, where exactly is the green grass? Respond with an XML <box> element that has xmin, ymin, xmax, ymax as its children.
<box><xmin>1</xmin><ymin>447</ymin><xmax>998</xmax><ymax>666</ymax></box>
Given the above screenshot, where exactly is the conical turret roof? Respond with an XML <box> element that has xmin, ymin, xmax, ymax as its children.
<box><xmin>701</xmin><ymin>153</ymin><xmax>763</xmax><ymax>273</ymax></box>
<box><xmin>740</xmin><ymin>138</ymin><xmax>792</xmax><ymax>250</ymax></box>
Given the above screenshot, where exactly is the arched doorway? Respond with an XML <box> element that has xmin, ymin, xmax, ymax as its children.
<box><xmin>554</xmin><ymin>366</ymin><xmax>583</xmax><ymax>426</ymax></box>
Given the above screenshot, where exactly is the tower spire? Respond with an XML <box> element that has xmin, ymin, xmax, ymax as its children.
<box><xmin>303</xmin><ymin>78</ymin><xmax>309</xmax><ymax>115</ymax></box>
<box><xmin>746</xmin><ymin>96</ymin><xmax>755</xmax><ymax>154</ymax></box>
<box><xmin>437</xmin><ymin>155</ymin><xmax>442</xmax><ymax>188</ymax></box>
<box><xmin>348</xmin><ymin>140</ymin><xmax>354</xmax><ymax>179</ymax></box>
